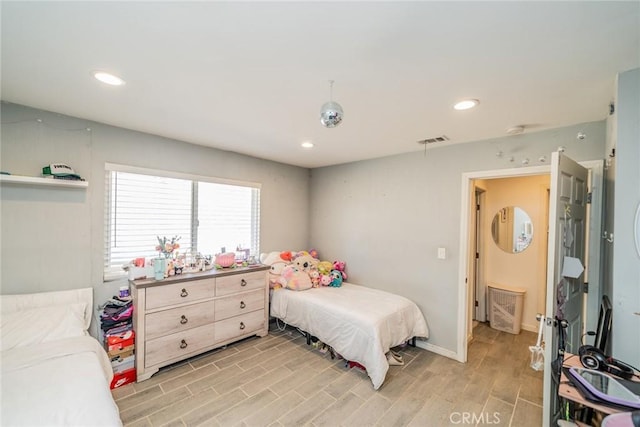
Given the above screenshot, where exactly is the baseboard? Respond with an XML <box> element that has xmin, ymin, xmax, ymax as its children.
<box><xmin>416</xmin><ymin>340</ymin><xmax>459</xmax><ymax>361</ymax></box>
<box><xmin>521</xmin><ymin>323</ymin><xmax>538</xmax><ymax>333</ymax></box>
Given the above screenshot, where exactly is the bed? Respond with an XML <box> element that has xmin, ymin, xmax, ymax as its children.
<box><xmin>1</xmin><ymin>288</ymin><xmax>122</xmax><ymax>426</ymax></box>
<box><xmin>270</xmin><ymin>282</ymin><xmax>429</xmax><ymax>390</ymax></box>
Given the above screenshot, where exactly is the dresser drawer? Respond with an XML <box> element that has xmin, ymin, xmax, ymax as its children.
<box><xmin>131</xmin><ymin>266</ymin><xmax>270</xmax><ymax>382</ymax></box>
<box><xmin>215</xmin><ymin>271</ymin><xmax>265</xmax><ymax>297</ymax></box>
<box><xmin>214</xmin><ymin>289</ymin><xmax>264</xmax><ymax>321</ymax></box>
<box><xmin>146</xmin><ymin>278</ymin><xmax>216</xmax><ymax>310</ymax></box>
<box><xmin>145</xmin><ymin>300</ymin><xmax>215</xmax><ymax>340</ymax></box>
<box><xmin>215</xmin><ymin>309</ymin><xmax>265</xmax><ymax>344</ymax></box>
<box><xmin>145</xmin><ymin>323</ymin><xmax>215</xmax><ymax>367</ymax></box>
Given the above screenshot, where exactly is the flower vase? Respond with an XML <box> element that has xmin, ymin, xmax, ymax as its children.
<box><xmin>154</xmin><ymin>257</ymin><xmax>166</xmax><ymax>280</ymax></box>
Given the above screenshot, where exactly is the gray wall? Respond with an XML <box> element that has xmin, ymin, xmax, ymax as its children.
<box><xmin>1</xmin><ymin>100</ymin><xmax>614</xmax><ymax>356</ymax></box>
<box><xmin>310</xmin><ymin>122</ymin><xmax>606</xmax><ymax>354</ymax></box>
<box><xmin>610</xmin><ymin>68</ymin><xmax>640</xmax><ymax>365</ymax></box>
<box><xmin>0</xmin><ymin>102</ymin><xmax>310</xmax><ymax>330</ymax></box>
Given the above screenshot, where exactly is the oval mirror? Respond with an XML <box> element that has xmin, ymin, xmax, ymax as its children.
<box><xmin>491</xmin><ymin>206</ymin><xmax>534</xmax><ymax>253</ymax></box>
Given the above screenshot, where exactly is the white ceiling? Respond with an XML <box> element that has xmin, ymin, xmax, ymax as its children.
<box><xmin>2</xmin><ymin>2</ymin><xmax>639</xmax><ymax>168</ymax></box>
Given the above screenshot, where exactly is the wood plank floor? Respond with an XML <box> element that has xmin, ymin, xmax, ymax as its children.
<box><xmin>112</xmin><ymin>322</ymin><xmax>543</xmax><ymax>427</ymax></box>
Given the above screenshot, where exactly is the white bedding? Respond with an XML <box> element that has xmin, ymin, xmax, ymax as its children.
<box><xmin>1</xmin><ymin>336</ymin><xmax>122</xmax><ymax>426</ymax></box>
<box><xmin>270</xmin><ymin>282</ymin><xmax>429</xmax><ymax>389</ymax></box>
<box><xmin>0</xmin><ymin>288</ymin><xmax>122</xmax><ymax>426</ymax></box>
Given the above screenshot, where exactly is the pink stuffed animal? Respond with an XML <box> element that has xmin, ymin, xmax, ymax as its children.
<box><xmin>319</xmin><ymin>274</ymin><xmax>332</xmax><ymax>287</ymax></box>
<box><xmin>332</xmin><ymin>260</ymin><xmax>347</xmax><ymax>280</ymax></box>
<box><xmin>281</xmin><ymin>265</ymin><xmax>313</xmax><ymax>291</ymax></box>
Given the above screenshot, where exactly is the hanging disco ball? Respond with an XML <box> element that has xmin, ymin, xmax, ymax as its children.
<box><xmin>320</xmin><ymin>101</ymin><xmax>344</xmax><ymax>128</ymax></box>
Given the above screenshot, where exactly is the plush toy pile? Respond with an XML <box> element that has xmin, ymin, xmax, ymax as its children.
<box><xmin>259</xmin><ymin>250</ymin><xmax>347</xmax><ymax>291</ymax></box>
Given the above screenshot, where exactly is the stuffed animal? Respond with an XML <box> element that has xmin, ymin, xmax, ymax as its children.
<box><xmin>308</xmin><ymin>249</ymin><xmax>319</xmax><ymax>259</ymax></box>
<box><xmin>293</xmin><ymin>253</ymin><xmax>318</xmax><ymax>272</ymax></box>
<box><xmin>260</xmin><ymin>251</ymin><xmax>292</xmax><ymax>289</ymax></box>
<box><xmin>280</xmin><ymin>251</ymin><xmax>293</xmax><ymax>262</ymax></box>
<box><xmin>319</xmin><ymin>274</ymin><xmax>332</xmax><ymax>286</ymax></box>
<box><xmin>308</xmin><ymin>269</ymin><xmax>321</xmax><ymax>287</ymax></box>
<box><xmin>317</xmin><ymin>261</ymin><xmax>333</xmax><ymax>275</ymax></box>
<box><xmin>332</xmin><ymin>260</ymin><xmax>347</xmax><ymax>280</ymax></box>
<box><xmin>281</xmin><ymin>265</ymin><xmax>313</xmax><ymax>291</ymax></box>
<box><xmin>329</xmin><ymin>270</ymin><xmax>343</xmax><ymax>287</ymax></box>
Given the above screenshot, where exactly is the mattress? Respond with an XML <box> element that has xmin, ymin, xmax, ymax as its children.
<box><xmin>1</xmin><ymin>287</ymin><xmax>122</xmax><ymax>426</ymax></box>
<box><xmin>1</xmin><ymin>336</ymin><xmax>122</xmax><ymax>426</ymax></box>
<box><xmin>270</xmin><ymin>282</ymin><xmax>429</xmax><ymax>389</ymax></box>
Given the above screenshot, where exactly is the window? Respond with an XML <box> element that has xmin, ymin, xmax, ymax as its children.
<box><xmin>104</xmin><ymin>164</ymin><xmax>260</xmax><ymax>280</ymax></box>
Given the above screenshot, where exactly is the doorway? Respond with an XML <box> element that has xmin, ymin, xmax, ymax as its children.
<box><xmin>457</xmin><ymin>157</ymin><xmax>605</xmax><ymax>427</ymax></box>
<box><xmin>469</xmin><ymin>174</ymin><xmax>550</xmax><ymax>341</ymax></box>
<box><xmin>456</xmin><ymin>159</ymin><xmax>604</xmax><ymax>363</ymax></box>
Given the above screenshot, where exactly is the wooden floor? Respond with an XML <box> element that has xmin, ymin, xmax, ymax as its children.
<box><xmin>112</xmin><ymin>322</ymin><xmax>543</xmax><ymax>427</ymax></box>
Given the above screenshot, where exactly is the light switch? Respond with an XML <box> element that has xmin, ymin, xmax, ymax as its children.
<box><xmin>437</xmin><ymin>247</ymin><xmax>446</xmax><ymax>259</ymax></box>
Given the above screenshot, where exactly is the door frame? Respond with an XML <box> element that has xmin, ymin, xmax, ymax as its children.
<box><xmin>457</xmin><ymin>160</ymin><xmax>603</xmax><ymax>362</ymax></box>
<box><xmin>458</xmin><ymin>165</ymin><xmax>549</xmax><ymax>362</ymax></box>
<box><xmin>474</xmin><ymin>188</ymin><xmax>486</xmax><ymax>323</ymax></box>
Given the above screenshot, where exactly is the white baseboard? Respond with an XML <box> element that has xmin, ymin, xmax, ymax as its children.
<box><xmin>415</xmin><ymin>340</ymin><xmax>460</xmax><ymax>361</ymax></box>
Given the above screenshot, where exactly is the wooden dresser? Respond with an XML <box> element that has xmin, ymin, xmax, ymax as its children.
<box><xmin>130</xmin><ymin>265</ymin><xmax>269</xmax><ymax>381</ymax></box>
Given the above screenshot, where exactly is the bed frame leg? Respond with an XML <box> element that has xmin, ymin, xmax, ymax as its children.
<box><xmin>306</xmin><ymin>332</ymin><xmax>311</xmax><ymax>345</ymax></box>
<box><xmin>410</xmin><ymin>337</ymin><xmax>416</xmax><ymax>347</ymax></box>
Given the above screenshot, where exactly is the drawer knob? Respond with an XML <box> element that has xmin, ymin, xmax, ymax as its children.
<box><xmin>180</xmin><ymin>339</ymin><xmax>188</xmax><ymax>349</ymax></box>
<box><xmin>239</xmin><ymin>322</ymin><xmax>246</xmax><ymax>330</ymax></box>
<box><xmin>240</xmin><ymin>279</ymin><xmax>247</xmax><ymax>287</ymax></box>
<box><xmin>180</xmin><ymin>315</ymin><xmax>188</xmax><ymax>324</ymax></box>
<box><xmin>180</xmin><ymin>288</ymin><xmax>188</xmax><ymax>297</ymax></box>
<box><xmin>240</xmin><ymin>301</ymin><xmax>246</xmax><ymax>309</ymax></box>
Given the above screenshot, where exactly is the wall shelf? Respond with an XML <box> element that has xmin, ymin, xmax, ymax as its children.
<box><xmin>0</xmin><ymin>175</ymin><xmax>88</xmax><ymax>189</ymax></box>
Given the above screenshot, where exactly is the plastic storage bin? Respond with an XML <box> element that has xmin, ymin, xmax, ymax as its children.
<box><xmin>488</xmin><ymin>283</ymin><xmax>526</xmax><ymax>334</ymax></box>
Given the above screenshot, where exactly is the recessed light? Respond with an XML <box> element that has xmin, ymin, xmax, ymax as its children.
<box><xmin>94</xmin><ymin>71</ymin><xmax>125</xmax><ymax>86</ymax></box>
<box><xmin>301</xmin><ymin>141</ymin><xmax>314</xmax><ymax>149</ymax></box>
<box><xmin>453</xmin><ymin>99</ymin><xmax>479</xmax><ymax>110</ymax></box>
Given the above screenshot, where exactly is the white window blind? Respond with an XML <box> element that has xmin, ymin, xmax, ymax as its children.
<box><xmin>104</xmin><ymin>166</ymin><xmax>260</xmax><ymax>280</ymax></box>
<box><xmin>197</xmin><ymin>182</ymin><xmax>259</xmax><ymax>256</ymax></box>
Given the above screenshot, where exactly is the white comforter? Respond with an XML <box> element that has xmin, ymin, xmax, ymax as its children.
<box><xmin>1</xmin><ymin>336</ymin><xmax>122</xmax><ymax>426</ymax></box>
<box><xmin>270</xmin><ymin>282</ymin><xmax>429</xmax><ymax>389</ymax></box>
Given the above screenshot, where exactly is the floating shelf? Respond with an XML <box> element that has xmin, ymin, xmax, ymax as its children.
<box><xmin>0</xmin><ymin>175</ymin><xmax>88</xmax><ymax>188</ymax></box>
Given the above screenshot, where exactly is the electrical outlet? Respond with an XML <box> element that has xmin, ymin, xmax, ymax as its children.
<box><xmin>437</xmin><ymin>247</ymin><xmax>446</xmax><ymax>259</ymax></box>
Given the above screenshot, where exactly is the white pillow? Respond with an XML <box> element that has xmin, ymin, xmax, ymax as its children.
<box><xmin>0</xmin><ymin>288</ymin><xmax>93</xmax><ymax>329</ymax></box>
<box><xmin>1</xmin><ymin>303</ymin><xmax>88</xmax><ymax>351</ymax></box>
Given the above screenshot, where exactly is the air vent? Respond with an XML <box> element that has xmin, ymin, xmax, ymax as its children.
<box><xmin>417</xmin><ymin>135</ymin><xmax>449</xmax><ymax>145</ymax></box>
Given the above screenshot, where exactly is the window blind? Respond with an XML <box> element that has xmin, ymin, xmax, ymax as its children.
<box><xmin>104</xmin><ymin>166</ymin><xmax>260</xmax><ymax>280</ymax></box>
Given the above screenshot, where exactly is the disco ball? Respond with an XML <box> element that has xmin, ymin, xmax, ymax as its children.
<box><xmin>320</xmin><ymin>101</ymin><xmax>344</xmax><ymax>128</ymax></box>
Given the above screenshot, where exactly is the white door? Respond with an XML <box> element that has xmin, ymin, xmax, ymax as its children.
<box><xmin>542</xmin><ymin>152</ymin><xmax>588</xmax><ymax>426</ymax></box>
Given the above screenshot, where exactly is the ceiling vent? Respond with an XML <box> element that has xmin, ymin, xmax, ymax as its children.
<box><xmin>417</xmin><ymin>135</ymin><xmax>449</xmax><ymax>145</ymax></box>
